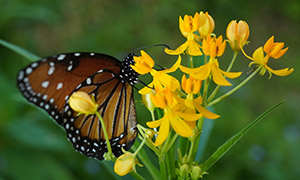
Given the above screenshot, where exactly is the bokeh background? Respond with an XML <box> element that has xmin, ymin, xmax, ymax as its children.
<box><xmin>0</xmin><ymin>0</ymin><xmax>299</xmax><ymax>179</ymax></box>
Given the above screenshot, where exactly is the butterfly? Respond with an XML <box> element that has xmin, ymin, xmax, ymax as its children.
<box><xmin>17</xmin><ymin>52</ymin><xmax>139</xmax><ymax>160</ymax></box>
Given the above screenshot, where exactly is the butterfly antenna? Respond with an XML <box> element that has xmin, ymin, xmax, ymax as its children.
<box><xmin>137</xmin><ymin>80</ymin><xmax>154</xmax><ymax>90</ymax></box>
<box><xmin>132</xmin><ymin>44</ymin><xmax>170</xmax><ymax>52</ymax></box>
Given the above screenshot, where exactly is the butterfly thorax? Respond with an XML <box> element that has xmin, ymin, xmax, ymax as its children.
<box><xmin>120</xmin><ymin>53</ymin><xmax>139</xmax><ymax>86</ymax></box>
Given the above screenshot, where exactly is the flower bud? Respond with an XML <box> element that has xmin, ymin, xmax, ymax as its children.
<box><xmin>69</xmin><ymin>91</ymin><xmax>98</xmax><ymax>115</ymax></box>
<box><xmin>141</xmin><ymin>91</ymin><xmax>155</xmax><ymax>112</ymax></box>
<box><xmin>226</xmin><ymin>20</ymin><xmax>249</xmax><ymax>51</ymax></box>
<box><xmin>198</xmin><ymin>11</ymin><xmax>215</xmax><ymax>38</ymax></box>
<box><xmin>114</xmin><ymin>152</ymin><xmax>138</xmax><ymax>176</ymax></box>
<box><xmin>178</xmin><ymin>164</ymin><xmax>189</xmax><ymax>179</ymax></box>
<box><xmin>191</xmin><ymin>165</ymin><xmax>208</xmax><ymax>179</ymax></box>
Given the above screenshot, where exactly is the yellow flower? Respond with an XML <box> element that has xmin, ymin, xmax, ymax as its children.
<box><xmin>226</xmin><ymin>20</ymin><xmax>249</xmax><ymax>51</ymax></box>
<box><xmin>263</xmin><ymin>36</ymin><xmax>288</xmax><ymax>59</ymax></box>
<box><xmin>198</xmin><ymin>11</ymin><xmax>215</xmax><ymax>39</ymax></box>
<box><xmin>139</xmin><ymin>55</ymin><xmax>181</xmax><ymax>95</ymax></box>
<box><xmin>180</xmin><ymin>75</ymin><xmax>220</xmax><ymax>120</ymax></box>
<box><xmin>165</xmin><ymin>13</ymin><xmax>202</xmax><ymax>56</ymax></box>
<box><xmin>69</xmin><ymin>91</ymin><xmax>98</xmax><ymax>115</ymax></box>
<box><xmin>131</xmin><ymin>50</ymin><xmax>154</xmax><ymax>75</ymax></box>
<box><xmin>181</xmin><ymin>75</ymin><xmax>202</xmax><ymax>94</ymax></box>
<box><xmin>114</xmin><ymin>151</ymin><xmax>139</xmax><ymax>176</ymax></box>
<box><xmin>179</xmin><ymin>13</ymin><xmax>200</xmax><ymax>38</ymax></box>
<box><xmin>242</xmin><ymin>37</ymin><xmax>294</xmax><ymax>78</ymax></box>
<box><xmin>202</xmin><ymin>35</ymin><xmax>226</xmax><ymax>58</ymax></box>
<box><xmin>147</xmin><ymin>88</ymin><xmax>202</xmax><ymax>146</ymax></box>
<box><xmin>180</xmin><ymin>58</ymin><xmax>242</xmax><ymax>86</ymax></box>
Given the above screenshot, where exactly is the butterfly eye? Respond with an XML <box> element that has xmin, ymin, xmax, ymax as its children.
<box><xmin>17</xmin><ymin>52</ymin><xmax>138</xmax><ymax>160</ymax></box>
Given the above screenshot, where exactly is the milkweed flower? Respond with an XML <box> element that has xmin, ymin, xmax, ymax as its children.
<box><xmin>114</xmin><ymin>151</ymin><xmax>139</xmax><ymax>176</ymax></box>
<box><xmin>180</xmin><ymin>58</ymin><xmax>242</xmax><ymax>86</ymax></box>
<box><xmin>165</xmin><ymin>13</ymin><xmax>202</xmax><ymax>56</ymax></box>
<box><xmin>69</xmin><ymin>91</ymin><xmax>98</xmax><ymax>115</ymax></box>
<box><xmin>202</xmin><ymin>35</ymin><xmax>226</xmax><ymax>58</ymax></box>
<box><xmin>180</xmin><ymin>75</ymin><xmax>220</xmax><ymax>120</ymax></box>
<box><xmin>147</xmin><ymin>88</ymin><xmax>202</xmax><ymax>146</ymax></box>
<box><xmin>131</xmin><ymin>50</ymin><xmax>154</xmax><ymax>75</ymax></box>
<box><xmin>198</xmin><ymin>11</ymin><xmax>215</xmax><ymax>39</ymax></box>
<box><xmin>133</xmin><ymin>52</ymin><xmax>181</xmax><ymax>95</ymax></box>
<box><xmin>263</xmin><ymin>36</ymin><xmax>288</xmax><ymax>59</ymax></box>
<box><xmin>226</xmin><ymin>20</ymin><xmax>249</xmax><ymax>51</ymax></box>
<box><xmin>242</xmin><ymin>36</ymin><xmax>294</xmax><ymax>78</ymax></box>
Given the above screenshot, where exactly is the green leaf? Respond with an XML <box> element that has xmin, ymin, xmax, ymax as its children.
<box><xmin>200</xmin><ymin>100</ymin><xmax>285</xmax><ymax>172</ymax></box>
<box><xmin>0</xmin><ymin>39</ymin><xmax>40</xmax><ymax>61</ymax></box>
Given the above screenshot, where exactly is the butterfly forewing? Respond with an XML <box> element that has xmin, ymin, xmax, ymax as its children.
<box><xmin>17</xmin><ymin>52</ymin><xmax>137</xmax><ymax>160</ymax></box>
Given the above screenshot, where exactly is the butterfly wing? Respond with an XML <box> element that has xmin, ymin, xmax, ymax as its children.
<box><xmin>17</xmin><ymin>52</ymin><xmax>137</xmax><ymax>160</ymax></box>
<box><xmin>63</xmin><ymin>66</ymin><xmax>137</xmax><ymax>159</ymax></box>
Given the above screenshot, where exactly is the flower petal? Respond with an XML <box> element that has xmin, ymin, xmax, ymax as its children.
<box><xmin>187</xmin><ymin>40</ymin><xmax>203</xmax><ymax>56</ymax></box>
<box><xmin>193</xmin><ymin>63</ymin><xmax>212</xmax><ymax>80</ymax></box>
<box><xmin>165</xmin><ymin>41</ymin><xmax>189</xmax><ymax>55</ymax></box>
<box><xmin>147</xmin><ymin>118</ymin><xmax>163</xmax><ymax>129</ymax></box>
<box><xmin>266</xmin><ymin>66</ymin><xmax>294</xmax><ymax>77</ymax></box>
<box><xmin>193</xmin><ymin>100</ymin><xmax>220</xmax><ymax>119</ymax></box>
<box><xmin>263</xmin><ymin>36</ymin><xmax>274</xmax><ymax>54</ymax></box>
<box><xmin>138</xmin><ymin>82</ymin><xmax>154</xmax><ymax>95</ymax></box>
<box><xmin>154</xmin><ymin>116</ymin><xmax>170</xmax><ymax>146</ymax></box>
<box><xmin>170</xmin><ymin>116</ymin><xmax>193</xmax><ymax>137</ymax></box>
<box><xmin>211</xmin><ymin>64</ymin><xmax>232</xmax><ymax>86</ymax></box>
<box><xmin>220</xmin><ymin>70</ymin><xmax>242</xmax><ymax>79</ymax></box>
<box><xmin>175</xmin><ymin>111</ymin><xmax>203</xmax><ymax>121</ymax></box>
<box><xmin>252</xmin><ymin>47</ymin><xmax>265</xmax><ymax>65</ymax></box>
<box><xmin>163</xmin><ymin>55</ymin><xmax>182</xmax><ymax>73</ymax></box>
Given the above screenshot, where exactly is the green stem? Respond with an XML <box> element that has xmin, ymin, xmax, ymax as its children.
<box><xmin>158</xmin><ymin>154</ymin><xmax>168</xmax><ymax>180</ymax></box>
<box><xmin>202</xmin><ymin>76</ymin><xmax>211</xmax><ymax>106</ymax></box>
<box><xmin>95</xmin><ymin>112</ymin><xmax>114</xmax><ymax>160</ymax></box>
<box><xmin>187</xmin><ymin>140</ymin><xmax>195</xmax><ymax>162</ymax></box>
<box><xmin>188</xmin><ymin>117</ymin><xmax>204</xmax><ymax>162</ymax></box>
<box><xmin>189</xmin><ymin>56</ymin><xmax>194</xmax><ymax>68</ymax></box>
<box><xmin>165</xmin><ymin>134</ymin><xmax>178</xmax><ymax>152</ymax></box>
<box><xmin>207</xmin><ymin>66</ymin><xmax>261</xmax><ymax>108</ymax></box>
<box><xmin>166</xmin><ymin>142</ymin><xmax>176</xmax><ymax>179</ymax></box>
<box><xmin>207</xmin><ymin>51</ymin><xmax>238</xmax><ymax>103</ymax></box>
<box><xmin>133</xmin><ymin>137</ymin><xmax>146</xmax><ymax>157</ymax></box>
<box><xmin>226</xmin><ymin>51</ymin><xmax>238</xmax><ymax>72</ymax></box>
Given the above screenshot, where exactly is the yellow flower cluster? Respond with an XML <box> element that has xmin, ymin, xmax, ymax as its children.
<box><xmin>130</xmin><ymin>11</ymin><xmax>293</xmax><ymax>148</ymax></box>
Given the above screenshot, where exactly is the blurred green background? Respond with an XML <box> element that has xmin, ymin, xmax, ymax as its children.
<box><xmin>0</xmin><ymin>0</ymin><xmax>299</xmax><ymax>179</ymax></box>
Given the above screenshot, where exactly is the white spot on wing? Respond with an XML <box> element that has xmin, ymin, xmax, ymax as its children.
<box><xmin>18</xmin><ymin>71</ymin><xmax>24</xmax><ymax>80</ymax></box>
<box><xmin>90</xmin><ymin>53</ymin><xmax>95</xmax><ymax>56</ymax></box>
<box><xmin>57</xmin><ymin>54</ymin><xmax>66</xmax><ymax>61</ymax></box>
<box><xmin>56</xmin><ymin>83</ymin><xmax>63</xmax><ymax>90</ymax></box>
<box><xmin>67</xmin><ymin>65</ymin><xmax>73</xmax><ymax>71</ymax></box>
<box><xmin>49</xmin><ymin>62</ymin><xmax>55</xmax><ymax>67</ymax></box>
<box><xmin>86</xmin><ymin>78</ymin><xmax>92</xmax><ymax>85</ymax></box>
<box><xmin>50</xmin><ymin>98</ymin><xmax>54</xmax><ymax>104</ymax></box>
<box><xmin>41</xmin><ymin>81</ymin><xmax>49</xmax><ymax>88</ymax></box>
<box><xmin>26</xmin><ymin>67</ymin><xmax>32</xmax><ymax>75</ymax></box>
<box><xmin>48</xmin><ymin>67</ymin><xmax>55</xmax><ymax>75</ymax></box>
<box><xmin>31</xmin><ymin>62</ymin><xmax>38</xmax><ymax>68</ymax></box>
<box><xmin>74</xmin><ymin>53</ymin><xmax>80</xmax><ymax>56</ymax></box>
<box><xmin>43</xmin><ymin>94</ymin><xmax>48</xmax><ymax>100</ymax></box>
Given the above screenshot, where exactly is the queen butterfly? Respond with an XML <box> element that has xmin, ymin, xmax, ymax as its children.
<box><xmin>17</xmin><ymin>52</ymin><xmax>139</xmax><ymax>160</ymax></box>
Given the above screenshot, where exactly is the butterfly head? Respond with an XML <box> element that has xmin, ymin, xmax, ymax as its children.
<box><xmin>120</xmin><ymin>53</ymin><xmax>139</xmax><ymax>86</ymax></box>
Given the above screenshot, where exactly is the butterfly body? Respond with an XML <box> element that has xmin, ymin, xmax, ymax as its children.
<box><xmin>17</xmin><ymin>52</ymin><xmax>139</xmax><ymax>160</ymax></box>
